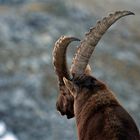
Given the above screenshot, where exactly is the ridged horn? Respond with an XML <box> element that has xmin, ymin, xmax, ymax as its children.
<box><xmin>70</xmin><ymin>11</ymin><xmax>134</xmax><ymax>76</ymax></box>
<box><xmin>53</xmin><ymin>36</ymin><xmax>80</xmax><ymax>86</ymax></box>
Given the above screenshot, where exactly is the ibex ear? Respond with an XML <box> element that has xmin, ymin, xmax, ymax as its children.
<box><xmin>84</xmin><ymin>64</ymin><xmax>92</xmax><ymax>75</ymax></box>
<box><xmin>63</xmin><ymin>77</ymin><xmax>74</xmax><ymax>94</ymax></box>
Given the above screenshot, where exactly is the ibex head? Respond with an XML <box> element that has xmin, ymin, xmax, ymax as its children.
<box><xmin>53</xmin><ymin>11</ymin><xmax>134</xmax><ymax>118</ymax></box>
<box><xmin>52</xmin><ymin>36</ymin><xmax>79</xmax><ymax>118</ymax></box>
<box><xmin>53</xmin><ymin>36</ymin><xmax>91</xmax><ymax>119</ymax></box>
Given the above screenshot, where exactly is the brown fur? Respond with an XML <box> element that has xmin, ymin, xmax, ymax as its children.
<box><xmin>64</xmin><ymin>75</ymin><xmax>140</xmax><ymax>140</ymax></box>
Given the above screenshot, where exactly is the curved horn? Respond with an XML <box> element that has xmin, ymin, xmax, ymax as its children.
<box><xmin>70</xmin><ymin>11</ymin><xmax>134</xmax><ymax>76</ymax></box>
<box><xmin>53</xmin><ymin>36</ymin><xmax>80</xmax><ymax>86</ymax></box>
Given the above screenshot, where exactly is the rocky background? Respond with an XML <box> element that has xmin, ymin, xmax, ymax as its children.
<box><xmin>0</xmin><ymin>0</ymin><xmax>139</xmax><ymax>140</ymax></box>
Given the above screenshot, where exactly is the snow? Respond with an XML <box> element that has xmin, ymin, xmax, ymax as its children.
<box><xmin>0</xmin><ymin>121</ymin><xmax>18</xmax><ymax>140</ymax></box>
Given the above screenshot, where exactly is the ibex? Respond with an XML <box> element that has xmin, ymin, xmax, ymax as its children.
<box><xmin>53</xmin><ymin>11</ymin><xmax>140</xmax><ymax>140</ymax></box>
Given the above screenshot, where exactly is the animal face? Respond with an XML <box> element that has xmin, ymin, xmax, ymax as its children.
<box><xmin>56</xmin><ymin>85</ymin><xmax>74</xmax><ymax>119</ymax></box>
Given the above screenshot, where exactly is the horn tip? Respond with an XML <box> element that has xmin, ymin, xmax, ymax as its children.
<box><xmin>113</xmin><ymin>10</ymin><xmax>135</xmax><ymax>17</ymax></box>
<box><xmin>71</xmin><ymin>37</ymin><xmax>80</xmax><ymax>42</ymax></box>
<box><xmin>125</xmin><ymin>11</ymin><xmax>135</xmax><ymax>15</ymax></box>
<box><xmin>120</xmin><ymin>10</ymin><xmax>135</xmax><ymax>16</ymax></box>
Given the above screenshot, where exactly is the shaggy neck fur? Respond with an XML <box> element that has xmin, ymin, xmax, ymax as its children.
<box><xmin>72</xmin><ymin>75</ymin><xmax>140</xmax><ymax>140</ymax></box>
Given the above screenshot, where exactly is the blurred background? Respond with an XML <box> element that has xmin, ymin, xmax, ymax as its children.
<box><xmin>0</xmin><ymin>0</ymin><xmax>139</xmax><ymax>140</ymax></box>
